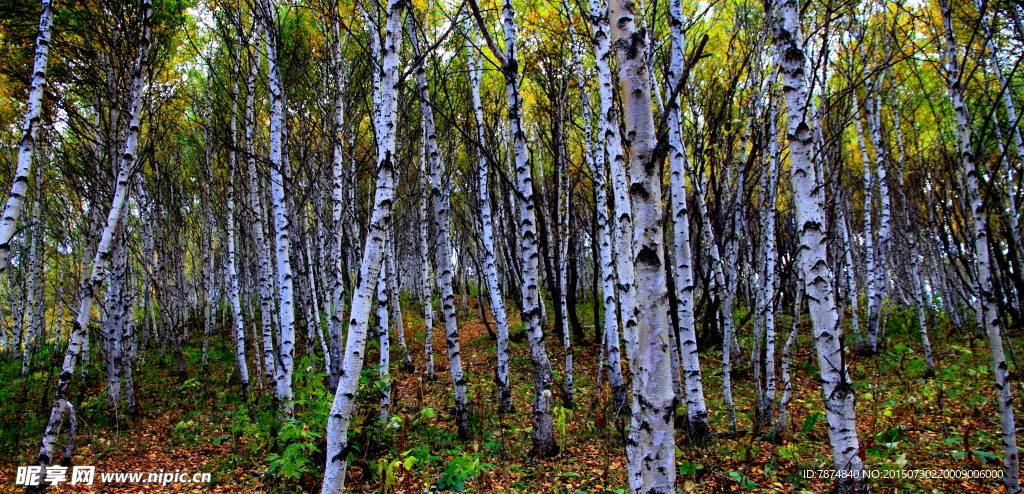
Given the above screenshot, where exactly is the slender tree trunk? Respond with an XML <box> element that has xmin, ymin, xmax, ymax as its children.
<box><xmin>939</xmin><ymin>1</ymin><xmax>1021</xmax><ymax>490</ymax></box>
<box><xmin>31</xmin><ymin>0</ymin><xmax>152</xmax><ymax>481</ymax></box>
<box><xmin>767</xmin><ymin>1</ymin><xmax>867</xmax><ymax>491</ymax></box>
<box><xmin>665</xmin><ymin>0</ymin><xmax>709</xmax><ymax>442</ymax></box>
<box><xmin>468</xmin><ymin>28</ymin><xmax>512</xmax><ymax>412</ymax></box>
<box><xmin>0</xmin><ymin>0</ymin><xmax>53</xmax><ymax>273</ymax></box>
<box><xmin>585</xmin><ymin>0</ymin><xmax>630</xmax><ymax>415</ymax></box>
<box><xmin>257</xmin><ymin>0</ymin><xmax>295</xmax><ymax>414</ymax></box>
<box><xmin>327</xmin><ymin>4</ymin><xmax>347</xmax><ymax>392</ymax></box>
<box><xmin>322</xmin><ymin>2</ymin><xmax>404</xmax><ymax>491</ymax></box>
<box><xmin>408</xmin><ymin>19</ymin><xmax>472</xmax><ymax>439</ymax></box>
<box><xmin>22</xmin><ymin>162</ymin><xmax>45</xmax><ymax>376</ymax></box>
<box><xmin>377</xmin><ymin>255</ymin><xmax>391</xmax><ymax>422</ymax></box>
<box><xmin>226</xmin><ymin>75</ymin><xmax>251</xmax><ymax>399</ymax></box>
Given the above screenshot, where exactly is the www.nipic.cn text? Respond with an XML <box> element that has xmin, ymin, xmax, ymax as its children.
<box><xmin>15</xmin><ymin>465</ymin><xmax>212</xmax><ymax>486</ymax></box>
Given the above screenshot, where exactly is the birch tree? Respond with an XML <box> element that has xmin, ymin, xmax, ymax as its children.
<box><xmin>322</xmin><ymin>1</ymin><xmax>404</xmax><ymax>490</ymax></box>
<box><xmin>468</xmin><ymin>27</ymin><xmax>512</xmax><ymax>412</ymax></box>
<box><xmin>0</xmin><ymin>0</ymin><xmax>54</xmax><ymax>274</ymax></box>
<box><xmin>31</xmin><ymin>0</ymin><xmax>153</xmax><ymax>479</ymax></box>
<box><xmin>939</xmin><ymin>0</ymin><xmax>1020</xmax><ymax>489</ymax></box>
<box><xmin>608</xmin><ymin>0</ymin><xmax>676</xmax><ymax>490</ymax></box>
<box><xmin>766</xmin><ymin>0</ymin><xmax>867</xmax><ymax>490</ymax></box>
<box><xmin>257</xmin><ymin>0</ymin><xmax>296</xmax><ymax>413</ymax></box>
<box><xmin>665</xmin><ymin>0</ymin><xmax>709</xmax><ymax>442</ymax></box>
<box><xmin>469</xmin><ymin>0</ymin><xmax>558</xmax><ymax>457</ymax></box>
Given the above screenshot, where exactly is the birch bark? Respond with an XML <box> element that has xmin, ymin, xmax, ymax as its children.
<box><xmin>608</xmin><ymin>0</ymin><xmax>676</xmax><ymax>490</ymax></box>
<box><xmin>0</xmin><ymin>0</ymin><xmax>54</xmax><ymax>273</ymax></box>
<box><xmin>408</xmin><ymin>19</ymin><xmax>472</xmax><ymax>438</ymax></box>
<box><xmin>939</xmin><ymin>0</ymin><xmax>1020</xmax><ymax>489</ymax></box>
<box><xmin>257</xmin><ymin>0</ymin><xmax>295</xmax><ymax>413</ymax></box>
<box><xmin>586</xmin><ymin>0</ymin><xmax>628</xmax><ymax>414</ymax></box>
<box><xmin>32</xmin><ymin>0</ymin><xmax>152</xmax><ymax>479</ymax></box>
<box><xmin>666</xmin><ymin>0</ymin><xmax>709</xmax><ymax>442</ymax></box>
<box><xmin>767</xmin><ymin>0</ymin><xmax>867</xmax><ymax>490</ymax></box>
<box><xmin>322</xmin><ymin>1</ymin><xmax>404</xmax><ymax>491</ymax></box>
<box><xmin>468</xmin><ymin>29</ymin><xmax>513</xmax><ymax>412</ymax></box>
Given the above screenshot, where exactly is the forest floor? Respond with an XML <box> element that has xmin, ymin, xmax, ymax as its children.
<box><xmin>0</xmin><ymin>297</ymin><xmax>1018</xmax><ymax>493</ymax></box>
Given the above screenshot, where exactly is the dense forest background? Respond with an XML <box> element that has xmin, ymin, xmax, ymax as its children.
<box><xmin>0</xmin><ymin>0</ymin><xmax>1022</xmax><ymax>492</ymax></box>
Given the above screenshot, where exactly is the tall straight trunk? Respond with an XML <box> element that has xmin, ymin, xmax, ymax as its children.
<box><xmin>586</xmin><ymin>0</ymin><xmax>627</xmax><ymax>414</ymax></box>
<box><xmin>322</xmin><ymin>1</ymin><xmax>404</xmax><ymax>491</ymax></box>
<box><xmin>837</xmin><ymin>199</ymin><xmax>861</xmax><ymax>348</ymax></box>
<box><xmin>31</xmin><ymin>0</ymin><xmax>152</xmax><ymax>480</ymax></box>
<box><xmin>226</xmin><ymin>79</ymin><xmax>251</xmax><ymax>399</ymax></box>
<box><xmin>767</xmin><ymin>1</ymin><xmax>867</xmax><ymax>491</ymax></box>
<box><xmin>468</xmin><ymin>29</ymin><xmax>512</xmax><ymax>412</ymax></box>
<box><xmin>258</xmin><ymin>0</ymin><xmax>295</xmax><ymax>413</ymax></box>
<box><xmin>22</xmin><ymin>162</ymin><xmax>45</xmax><ymax>376</ymax></box>
<box><xmin>694</xmin><ymin>178</ymin><xmax>736</xmax><ymax>432</ymax></box>
<box><xmin>469</xmin><ymin>0</ymin><xmax>557</xmax><ymax>456</ymax></box>
<box><xmin>419</xmin><ymin>142</ymin><xmax>436</xmax><ymax>382</ymax></box>
<box><xmin>377</xmin><ymin>258</ymin><xmax>391</xmax><ymax>422</ymax></box>
<box><xmin>862</xmin><ymin>64</ymin><xmax>893</xmax><ymax>351</ymax></box>
<box><xmin>759</xmin><ymin>92</ymin><xmax>780</xmax><ymax>430</ymax></box>
<box><xmin>555</xmin><ymin>110</ymin><xmax>574</xmax><ymax>408</ymax></box>
<box><xmin>854</xmin><ymin>93</ymin><xmax>880</xmax><ymax>355</ymax></box>
<box><xmin>608</xmin><ymin>0</ymin><xmax>676</xmax><ymax>491</ymax></box>
<box><xmin>939</xmin><ymin>0</ymin><xmax>1021</xmax><ymax>490</ymax></box>
<box><xmin>501</xmin><ymin>0</ymin><xmax>556</xmax><ymax>456</ymax></box>
<box><xmin>327</xmin><ymin>5</ymin><xmax>347</xmax><ymax>392</ymax></box>
<box><xmin>0</xmin><ymin>0</ymin><xmax>53</xmax><ymax>273</ymax></box>
<box><xmin>104</xmin><ymin>228</ymin><xmax>128</xmax><ymax>419</ymax></box>
<box><xmin>408</xmin><ymin>20</ymin><xmax>471</xmax><ymax>439</ymax></box>
<box><xmin>243</xmin><ymin>41</ymin><xmax>276</xmax><ymax>390</ymax></box>
<box><xmin>665</xmin><ymin>0</ymin><xmax>709</xmax><ymax>442</ymax></box>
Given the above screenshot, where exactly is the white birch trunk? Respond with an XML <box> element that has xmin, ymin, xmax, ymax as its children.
<box><xmin>243</xmin><ymin>41</ymin><xmax>277</xmax><ymax>389</ymax></box>
<box><xmin>33</xmin><ymin>0</ymin><xmax>152</xmax><ymax>476</ymax></box>
<box><xmin>0</xmin><ymin>0</ymin><xmax>53</xmax><ymax>273</ymax></box>
<box><xmin>258</xmin><ymin>0</ymin><xmax>295</xmax><ymax>413</ymax></box>
<box><xmin>939</xmin><ymin>1</ymin><xmax>1021</xmax><ymax>489</ymax></box>
<box><xmin>862</xmin><ymin>66</ymin><xmax>893</xmax><ymax>351</ymax></box>
<box><xmin>586</xmin><ymin>0</ymin><xmax>628</xmax><ymax>414</ymax></box>
<box><xmin>377</xmin><ymin>258</ymin><xmax>391</xmax><ymax>422</ymax></box>
<box><xmin>468</xmin><ymin>29</ymin><xmax>513</xmax><ymax>412</ymax></box>
<box><xmin>409</xmin><ymin>21</ymin><xmax>472</xmax><ymax>439</ymax></box>
<box><xmin>327</xmin><ymin>9</ymin><xmax>347</xmax><ymax>392</ymax></box>
<box><xmin>854</xmin><ymin>92</ymin><xmax>880</xmax><ymax>355</ymax></box>
<box><xmin>837</xmin><ymin>199</ymin><xmax>861</xmax><ymax>349</ymax></box>
<box><xmin>759</xmin><ymin>93</ymin><xmax>780</xmax><ymax>429</ymax></box>
<box><xmin>608</xmin><ymin>0</ymin><xmax>676</xmax><ymax>491</ymax></box>
<box><xmin>322</xmin><ymin>2</ymin><xmax>404</xmax><ymax>491</ymax></box>
<box><xmin>694</xmin><ymin>178</ymin><xmax>736</xmax><ymax>432</ymax></box>
<box><xmin>666</xmin><ymin>0</ymin><xmax>709</xmax><ymax>441</ymax></box>
<box><xmin>500</xmin><ymin>0</ymin><xmax>557</xmax><ymax>456</ymax></box>
<box><xmin>419</xmin><ymin>144</ymin><xmax>436</xmax><ymax>382</ymax></box>
<box><xmin>22</xmin><ymin>162</ymin><xmax>44</xmax><ymax>376</ymax></box>
<box><xmin>768</xmin><ymin>1</ymin><xmax>867</xmax><ymax>490</ymax></box>
<box><xmin>226</xmin><ymin>77</ymin><xmax>251</xmax><ymax>399</ymax></box>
